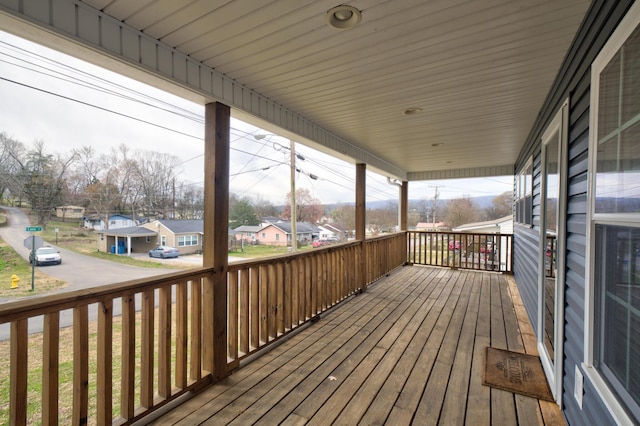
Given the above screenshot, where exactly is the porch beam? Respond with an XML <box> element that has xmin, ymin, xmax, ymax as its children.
<box><xmin>355</xmin><ymin>163</ymin><xmax>366</xmax><ymax>291</ymax></box>
<box><xmin>203</xmin><ymin>102</ymin><xmax>230</xmax><ymax>380</ymax></box>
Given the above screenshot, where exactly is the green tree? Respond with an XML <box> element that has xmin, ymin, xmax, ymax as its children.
<box><xmin>229</xmin><ymin>197</ymin><xmax>259</xmax><ymax>228</ymax></box>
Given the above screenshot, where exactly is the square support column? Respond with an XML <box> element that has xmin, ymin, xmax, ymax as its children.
<box><xmin>355</xmin><ymin>163</ymin><xmax>366</xmax><ymax>291</ymax></box>
<box><xmin>400</xmin><ymin>181</ymin><xmax>408</xmax><ymax>231</ymax></box>
<box><xmin>203</xmin><ymin>102</ymin><xmax>230</xmax><ymax>380</ymax></box>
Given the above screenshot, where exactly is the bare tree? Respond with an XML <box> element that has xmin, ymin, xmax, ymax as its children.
<box><xmin>283</xmin><ymin>187</ymin><xmax>322</xmax><ymax>223</ymax></box>
<box><xmin>174</xmin><ymin>182</ymin><xmax>204</xmax><ymax>219</ymax></box>
<box><xmin>14</xmin><ymin>141</ymin><xmax>76</xmax><ymax>228</ymax></box>
<box><xmin>484</xmin><ymin>191</ymin><xmax>513</xmax><ymax>220</ymax></box>
<box><xmin>367</xmin><ymin>202</ymin><xmax>398</xmax><ymax>235</ymax></box>
<box><xmin>0</xmin><ymin>132</ymin><xmax>26</xmax><ymax>203</ymax></box>
<box><xmin>442</xmin><ymin>196</ymin><xmax>480</xmax><ymax>228</ymax></box>
<box><xmin>253</xmin><ymin>195</ymin><xmax>279</xmax><ymax>218</ymax></box>
<box><xmin>330</xmin><ymin>204</ymin><xmax>355</xmax><ymax>231</ymax></box>
<box><xmin>107</xmin><ymin>145</ymin><xmax>143</xmax><ymax>221</ymax></box>
<box><xmin>135</xmin><ymin>150</ymin><xmax>180</xmax><ymax>218</ymax></box>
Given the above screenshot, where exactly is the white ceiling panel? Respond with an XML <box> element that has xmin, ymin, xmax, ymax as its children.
<box><xmin>20</xmin><ymin>0</ymin><xmax>593</xmax><ymax>178</ymax></box>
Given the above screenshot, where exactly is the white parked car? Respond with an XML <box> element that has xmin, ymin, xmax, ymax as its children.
<box><xmin>29</xmin><ymin>246</ymin><xmax>62</xmax><ymax>266</ymax></box>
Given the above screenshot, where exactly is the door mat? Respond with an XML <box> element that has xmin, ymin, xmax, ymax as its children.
<box><xmin>483</xmin><ymin>347</ymin><xmax>554</xmax><ymax>401</ymax></box>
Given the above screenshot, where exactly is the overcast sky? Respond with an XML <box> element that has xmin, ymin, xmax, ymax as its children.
<box><xmin>0</xmin><ymin>30</ymin><xmax>513</xmax><ymax>206</ymax></box>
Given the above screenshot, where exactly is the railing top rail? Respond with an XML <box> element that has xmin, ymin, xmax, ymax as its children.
<box><xmin>366</xmin><ymin>231</ymin><xmax>406</xmax><ymax>240</ymax></box>
<box><xmin>408</xmin><ymin>230</ymin><xmax>513</xmax><ymax>237</ymax></box>
<box><xmin>0</xmin><ymin>267</ymin><xmax>213</xmax><ymax>324</ymax></box>
<box><xmin>228</xmin><ymin>240</ymin><xmax>361</xmax><ymax>271</ymax></box>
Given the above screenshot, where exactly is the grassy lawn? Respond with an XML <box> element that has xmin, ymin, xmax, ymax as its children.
<box><xmin>0</xmin><ymin>237</ymin><xmax>65</xmax><ymax>298</ymax></box>
<box><xmin>0</xmin><ymin>308</ymin><xmax>172</xmax><ymax>424</ymax></box>
<box><xmin>228</xmin><ymin>243</ymin><xmax>313</xmax><ymax>258</ymax></box>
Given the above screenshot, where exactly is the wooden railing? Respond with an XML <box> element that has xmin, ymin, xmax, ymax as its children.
<box><xmin>365</xmin><ymin>232</ymin><xmax>408</xmax><ymax>282</ymax></box>
<box><xmin>0</xmin><ymin>234</ymin><xmax>406</xmax><ymax>425</ymax></box>
<box><xmin>1</xmin><ymin>268</ymin><xmax>213</xmax><ymax>425</ymax></box>
<box><xmin>406</xmin><ymin>231</ymin><xmax>513</xmax><ymax>273</ymax></box>
<box><xmin>226</xmin><ymin>241</ymin><xmax>361</xmax><ymax>364</ymax></box>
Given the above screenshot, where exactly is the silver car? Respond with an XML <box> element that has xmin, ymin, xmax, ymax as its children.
<box><xmin>148</xmin><ymin>246</ymin><xmax>180</xmax><ymax>258</ymax></box>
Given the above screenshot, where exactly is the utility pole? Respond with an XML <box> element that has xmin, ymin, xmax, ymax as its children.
<box><xmin>429</xmin><ymin>185</ymin><xmax>440</xmax><ymax>230</ymax></box>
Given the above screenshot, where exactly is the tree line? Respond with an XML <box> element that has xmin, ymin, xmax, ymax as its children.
<box><xmin>1</xmin><ymin>132</ymin><xmax>513</xmax><ymax>231</ymax></box>
<box><xmin>0</xmin><ymin>133</ymin><xmax>203</xmax><ymax>228</ymax></box>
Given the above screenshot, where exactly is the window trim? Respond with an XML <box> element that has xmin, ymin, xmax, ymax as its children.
<box><xmin>584</xmin><ymin>3</ymin><xmax>640</xmax><ymax>424</ymax></box>
<box><xmin>515</xmin><ymin>156</ymin><xmax>533</xmax><ymax>226</ymax></box>
<box><xmin>537</xmin><ymin>99</ymin><xmax>569</xmax><ymax>405</ymax></box>
<box><xmin>178</xmin><ymin>234</ymin><xmax>198</xmax><ymax>247</ymax></box>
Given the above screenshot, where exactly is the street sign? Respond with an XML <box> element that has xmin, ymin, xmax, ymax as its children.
<box><xmin>26</xmin><ymin>226</ymin><xmax>42</xmax><ymax>232</ymax></box>
<box><xmin>24</xmin><ymin>236</ymin><xmax>44</xmax><ymax>250</ymax></box>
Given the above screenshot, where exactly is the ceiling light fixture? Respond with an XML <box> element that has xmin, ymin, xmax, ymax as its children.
<box><xmin>403</xmin><ymin>107</ymin><xmax>423</xmax><ymax>115</ymax></box>
<box><xmin>326</xmin><ymin>5</ymin><xmax>362</xmax><ymax>30</ymax></box>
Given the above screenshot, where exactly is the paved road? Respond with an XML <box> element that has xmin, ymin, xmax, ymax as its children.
<box><xmin>0</xmin><ymin>207</ymin><xmax>178</xmax><ymax>339</ymax></box>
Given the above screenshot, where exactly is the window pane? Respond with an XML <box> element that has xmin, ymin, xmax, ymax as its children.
<box><xmin>622</xmin><ymin>26</ymin><xmax>640</xmax><ymax>124</ymax></box>
<box><xmin>599</xmin><ymin>53</ymin><xmax>621</xmax><ymax>139</ymax></box>
<box><xmin>595</xmin><ymin>225</ymin><xmax>640</xmax><ymax>417</ymax></box>
<box><xmin>596</xmin><ymin>121</ymin><xmax>640</xmax><ymax>213</ymax></box>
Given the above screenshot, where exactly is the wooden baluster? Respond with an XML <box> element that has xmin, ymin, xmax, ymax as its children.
<box><xmin>121</xmin><ymin>294</ymin><xmax>135</xmax><ymax>419</ymax></box>
<box><xmin>141</xmin><ymin>289</ymin><xmax>155</xmax><ymax>407</ymax></box>
<box><xmin>10</xmin><ymin>319</ymin><xmax>27</xmax><ymax>425</ymax></box>
<box><xmin>159</xmin><ymin>286</ymin><xmax>172</xmax><ymax>399</ymax></box>
<box><xmin>176</xmin><ymin>281</ymin><xmax>188</xmax><ymax>390</ymax></box>
<box><xmin>97</xmin><ymin>301</ymin><xmax>112</xmax><ymax>425</ymax></box>
<box><xmin>73</xmin><ymin>306</ymin><xmax>89</xmax><ymax>426</ymax></box>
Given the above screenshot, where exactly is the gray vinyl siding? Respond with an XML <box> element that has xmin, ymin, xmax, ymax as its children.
<box><xmin>512</xmin><ymin>1</ymin><xmax>635</xmax><ymax>424</ymax></box>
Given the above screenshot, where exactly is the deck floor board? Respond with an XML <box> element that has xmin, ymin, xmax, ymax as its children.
<box><xmin>152</xmin><ymin>266</ymin><xmax>564</xmax><ymax>426</ymax></box>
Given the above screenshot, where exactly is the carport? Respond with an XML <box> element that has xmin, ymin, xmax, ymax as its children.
<box><xmin>97</xmin><ymin>226</ymin><xmax>158</xmax><ymax>256</ymax></box>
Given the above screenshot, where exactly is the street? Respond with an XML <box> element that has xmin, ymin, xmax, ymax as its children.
<box><xmin>0</xmin><ymin>207</ymin><xmax>179</xmax><ymax>339</ymax></box>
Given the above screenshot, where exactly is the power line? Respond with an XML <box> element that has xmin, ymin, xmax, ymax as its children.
<box><xmin>0</xmin><ymin>76</ymin><xmax>204</xmax><ymax>141</ymax></box>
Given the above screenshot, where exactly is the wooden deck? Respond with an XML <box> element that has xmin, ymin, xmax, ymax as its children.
<box><xmin>151</xmin><ymin>265</ymin><xmax>565</xmax><ymax>426</ymax></box>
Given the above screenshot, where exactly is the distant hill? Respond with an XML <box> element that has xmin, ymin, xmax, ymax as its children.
<box><xmin>320</xmin><ymin>195</ymin><xmax>499</xmax><ymax>211</ymax></box>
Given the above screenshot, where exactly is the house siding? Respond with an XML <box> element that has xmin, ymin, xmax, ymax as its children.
<box><xmin>513</xmin><ymin>1</ymin><xmax>635</xmax><ymax>424</ymax></box>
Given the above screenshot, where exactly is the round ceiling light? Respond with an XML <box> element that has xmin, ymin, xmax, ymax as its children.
<box><xmin>403</xmin><ymin>107</ymin><xmax>423</xmax><ymax>115</ymax></box>
<box><xmin>326</xmin><ymin>5</ymin><xmax>362</xmax><ymax>30</ymax></box>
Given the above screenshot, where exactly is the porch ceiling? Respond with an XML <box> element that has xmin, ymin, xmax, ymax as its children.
<box><xmin>2</xmin><ymin>0</ymin><xmax>591</xmax><ymax>179</ymax></box>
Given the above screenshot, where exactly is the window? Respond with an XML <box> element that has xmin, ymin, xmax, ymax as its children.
<box><xmin>588</xmin><ymin>6</ymin><xmax>640</xmax><ymax>423</ymax></box>
<box><xmin>275</xmin><ymin>234</ymin><xmax>280</xmax><ymax>241</ymax></box>
<box><xmin>178</xmin><ymin>235</ymin><xmax>198</xmax><ymax>247</ymax></box>
<box><xmin>161</xmin><ymin>235</ymin><xmax>166</xmax><ymax>246</ymax></box>
<box><xmin>515</xmin><ymin>157</ymin><xmax>533</xmax><ymax>225</ymax></box>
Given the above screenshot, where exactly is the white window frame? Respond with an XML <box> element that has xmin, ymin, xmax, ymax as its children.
<box><xmin>584</xmin><ymin>3</ymin><xmax>640</xmax><ymax>424</ymax></box>
<box><xmin>538</xmin><ymin>99</ymin><xmax>569</xmax><ymax>405</ymax></box>
<box><xmin>178</xmin><ymin>235</ymin><xmax>198</xmax><ymax>247</ymax></box>
<box><xmin>515</xmin><ymin>156</ymin><xmax>533</xmax><ymax>226</ymax></box>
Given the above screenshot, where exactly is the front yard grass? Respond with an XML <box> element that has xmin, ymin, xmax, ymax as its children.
<box><xmin>0</xmin><ymin>238</ymin><xmax>65</xmax><ymax>298</ymax></box>
<box><xmin>228</xmin><ymin>243</ymin><xmax>312</xmax><ymax>258</ymax></box>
